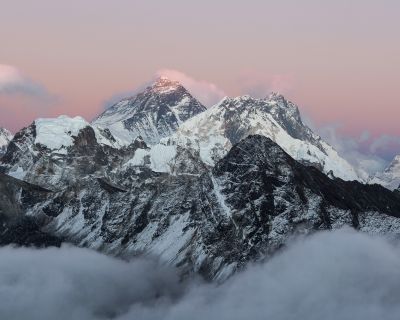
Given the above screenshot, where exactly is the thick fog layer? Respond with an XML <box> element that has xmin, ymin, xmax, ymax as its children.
<box><xmin>1</xmin><ymin>229</ymin><xmax>400</xmax><ymax>320</ymax></box>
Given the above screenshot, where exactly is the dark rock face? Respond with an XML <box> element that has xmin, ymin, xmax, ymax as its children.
<box><xmin>93</xmin><ymin>77</ymin><xmax>207</xmax><ymax>144</ymax></box>
<box><xmin>2</xmin><ymin>134</ymin><xmax>400</xmax><ymax>280</ymax></box>
<box><xmin>0</xmin><ymin>173</ymin><xmax>61</xmax><ymax>247</ymax></box>
<box><xmin>267</xmin><ymin>93</ymin><xmax>315</xmax><ymax>143</ymax></box>
<box><xmin>213</xmin><ymin>136</ymin><xmax>400</xmax><ymax>232</ymax></box>
<box><xmin>0</xmin><ymin>216</ymin><xmax>62</xmax><ymax>247</ymax></box>
<box><xmin>1</xmin><ymin>124</ymin><xmax>36</xmax><ymax>167</ymax></box>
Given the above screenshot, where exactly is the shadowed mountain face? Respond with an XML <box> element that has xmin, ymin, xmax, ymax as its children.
<box><xmin>0</xmin><ymin>173</ymin><xmax>61</xmax><ymax>247</ymax></box>
<box><xmin>93</xmin><ymin>77</ymin><xmax>207</xmax><ymax>145</ymax></box>
<box><xmin>212</xmin><ymin>136</ymin><xmax>400</xmax><ymax>224</ymax></box>
<box><xmin>1</xmin><ymin>134</ymin><xmax>400</xmax><ymax>280</ymax></box>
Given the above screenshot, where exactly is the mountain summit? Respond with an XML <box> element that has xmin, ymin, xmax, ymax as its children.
<box><xmin>92</xmin><ymin>77</ymin><xmax>206</xmax><ymax>145</ymax></box>
<box><xmin>150</xmin><ymin>76</ymin><xmax>182</xmax><ymax>93</ymax></box>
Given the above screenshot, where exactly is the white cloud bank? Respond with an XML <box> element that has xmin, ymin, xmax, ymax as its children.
<box><xmin>1</xmin><ymin>229</ymin><xmax>400</xmax><ymax>320</ymax></box>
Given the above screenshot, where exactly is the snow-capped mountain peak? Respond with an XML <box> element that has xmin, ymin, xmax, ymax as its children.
<box><xmin>92</xmin><ymin>77</ymin><xmax>207</xmax><ymax>145</ymax></box>
<box><xmin>150</xmin><ymin>76</ymin><xmax>182</xmax><ymax>94</ymax></box>
<box><xmin>163</xmin><ymin>93</ymin><xmax>362</xmax><ymax>181</ymax></box>
<box><xmin>370</xmin><ymin>155</ymin><xmax>400</xmax><ymax>190</ymax></box>
<box><xmin>385</xmin><ymin>155</ymin><xmax>400</xmax><ymax>172</ymax></box>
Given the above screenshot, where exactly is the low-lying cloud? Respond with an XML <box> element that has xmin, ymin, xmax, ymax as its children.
<box><xmin>1</xmin><ymin>229</ymin><xmax>400</xmax><ymax>320</ymax></box>
<box><xmin>0</xmin><ymin>246</ymin><xmax>185</xmax><ymax>320</ymax></box>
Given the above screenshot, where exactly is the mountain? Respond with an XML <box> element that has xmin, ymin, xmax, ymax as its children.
<box><xmin>370</xmin><ymin>155</ymin><xmax>400</xmax><ymax>190</ymax></box>
<box><xmin>2</xmin><ymin>134</ymin><xmax>400</xmax><ymax>281</ymax></box>
<box><xmin>1</xmin><ymin>79</ymin><xmax>396</xmax><ymax>282</ymax></box>
<box><xmin>92</xmin><ymin>77</ymin><xmax>207</xmax><ymax>145</ymax></box>
<box><xmin>0</xmin><ymin>127</ymin><xmax>13</xmax><ymax>155</ymax></box>
<box><xmin>157</xmin><ymin>93</ymin><xmax>363</xmax><ymax>181</ymax></box>
<box><xmin>1</xmin><ymin>115</ymin><xmax>131</xmax><ymax>189</ymax></box>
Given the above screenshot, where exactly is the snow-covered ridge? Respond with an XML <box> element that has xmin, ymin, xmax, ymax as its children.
<box><xmin>35</xmin><ymin>115</ymin><xmax>121</xmax><ymax>151</ymax></box>
<box><xmin>35</xmin><ymin>116</ymin><xmax>89</xmax><ymax>150</ymax></box>
<box><xmin>370</xmin><ymin>155</ymin><xmax>400</xmax><ymax>190</ymax></box>
<box><xmin>124</xmin><ymin>143</ymin><xmax>177</xmax><ymax>173</ymax></box>
<box><xmin>161</xmin><ymin>94</ymin><xmax>363</xmax><ymax>181</ymax></box>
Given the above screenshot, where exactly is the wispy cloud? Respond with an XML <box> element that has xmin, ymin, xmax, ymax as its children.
<box><xmin>0</xmin><ymin>64</ymin><xmax>57</xmax><ymax>131</ymax></box>
<box><xmin>369</xmin><ymin>134</ymin><xmax>400</xmax><ymax>157</ymax></box>
<box><xmin>156</xmin><ymin>69</ymin><xmax>226</xmax><ymax>107</ymax></box>
<box><xmin>304</xmin><ymin>116</ymin><xmax>400</xmax><ymax>175</ymax></box>
<box><xmin>0</xmin><ymin>64</ymin><xmax>50</xmax><ymax>97</ymax></box>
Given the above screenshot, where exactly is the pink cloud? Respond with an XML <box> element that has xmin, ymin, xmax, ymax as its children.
<box><xmin>156</xmin><ymin>69</ymin><xmax>226</xmax><ymax>107</ymax></box>
<box><xmin>0</xmin><ymin>64</ymin><xmax>49</xmax><ymax>97</ymax></box>
<box><xmin>0</xmin><ymin>64</ymin><xmax>56</xmax><ymax>131</ymax></box>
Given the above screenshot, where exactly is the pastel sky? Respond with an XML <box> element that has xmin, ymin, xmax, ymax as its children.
<box><xmin>0</xmin><ymin>0</ymin><xmax>399</xmax><ymax>166</ymax></box>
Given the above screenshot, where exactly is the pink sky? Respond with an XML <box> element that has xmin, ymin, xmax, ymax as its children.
<box><xmin>0</xmin><ymin>0</ymin><xmax>399</xmax><ymax>161</ymax></box>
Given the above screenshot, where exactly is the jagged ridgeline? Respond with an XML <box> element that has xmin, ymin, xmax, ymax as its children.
<box><xmin>1</xmin><ymin>77</ymin><xmax>400</xmax><ymax>281</ymax></box>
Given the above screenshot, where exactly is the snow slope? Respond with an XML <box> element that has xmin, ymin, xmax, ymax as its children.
<box><xmin>1</xmin><ymin>115</ymin><xmax>125</xmax><ymax>187</ymax></box>
<box><xmin>35</xmin><ymin>115</ymin><xmax>122</xmax><ymax>151</ymax></box>
<box><xmin>93</xmin><ymin>77</ymin><xmax>206</xmax><ymax>145</ymax></box>
<box><xmin>161</xmin><ymin>94</ymin><xmax>363</xmax><ymax>181</ymax></box>
<box><xmin>370</xmin><ymin>155</ymin><xmax>400</xmax><ymax>190</ymax></box>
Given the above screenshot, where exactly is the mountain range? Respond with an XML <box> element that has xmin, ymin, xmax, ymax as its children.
<box><xmin>0</xmin><ymin>77</ymin><xmax>399</xmax><ymax>280</ymax></box>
